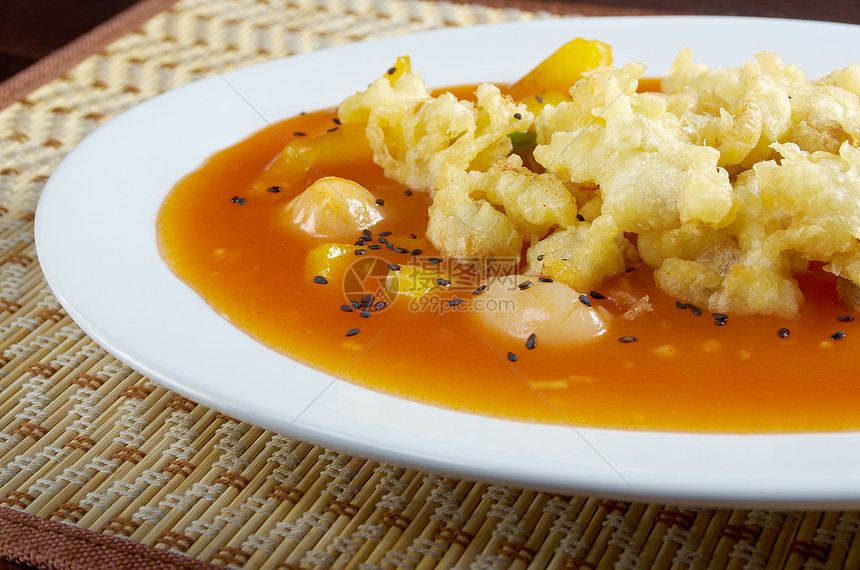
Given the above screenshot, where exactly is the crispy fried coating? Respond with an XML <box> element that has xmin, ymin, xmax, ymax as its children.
<box><xmin>665</xmin><ymin>50</ymin><xmax>860</xmax><ymax>165</ymax></box>
<box><xmin>762</xmin><ymin>142</ymin><xmax>860</xmax><ymax>269</ymax></box>
<box><xmin>338</xmin><ymin>73</ymin><xmax>532</xmax><ymax>193</ymax></box>
<box><xmin>530</xmin><ymin>52</ymin><xmax>860</xmax><ymax>317</ymax></box>
<box><xmin>426</xmin><ymin>165</ymin><xmax>523</xmax><ymax>263</ymax></box>
<box><xmin>524</xmin><ymin>217</ymin><xmax>637</xmax><ymax>293</ymax></box>
<box><xmin>534</xmin><ymin>64</ymin><xmax>736</xmax><ymax>233</ymax></box>
<box><xmin>426</xmin><ymin>155</ymin><xmax>580</xmax><ymax>263</ymax></box>
<box><xmin>340</xmin><ymin>50</ymin><xmax>860</xmax><ymax>318</ymax></box>
<box><xmin>467</xmin><ymin>155</ymin><xmax>578</xmax><ymax>239</ymax></box>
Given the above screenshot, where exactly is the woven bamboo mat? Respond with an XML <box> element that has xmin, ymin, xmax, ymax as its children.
<box><xmin>1</xmin><ymin>0</ymin><xmax>859</xmax><ymax>568</ymax></box>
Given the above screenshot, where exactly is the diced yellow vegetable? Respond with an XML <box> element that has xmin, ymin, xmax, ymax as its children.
<box><xmin>261</xmin><ymin>57</ymin><xmax>409</xmax><ymax>193</ymax></box>
<box><xmin>252</xmin><ymin>123</ymin><xmax>373</xmax><ymax>192</ymax></box>
<box><xmin>517</xmin><ymin>91</ymin><xmax>569</xmax><ymax>117</ymax></box>
<box><xmin>305</xmin><ymin>243</ymin><xmax>360</xmax><ymax>282</ymax></box>
<box><xmin>386</xmin><ymin>56</ymin><xmax>412</xmax><ymax>86</ymax></box>
<box><xmin>506</xmin><ymin>38</ymin><xmax>613</xmax><ymax>101</ymax></box>
<box><xmin>386</xmin><ymin>265</ymin><xmax>444</xmax><ymax>297</ymax></box>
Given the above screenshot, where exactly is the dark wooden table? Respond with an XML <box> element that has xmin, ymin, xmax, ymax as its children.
<box><xmin>0</xmin><ymin>0</ymin><xmax>140</xmax><ymax>81</ymax></box>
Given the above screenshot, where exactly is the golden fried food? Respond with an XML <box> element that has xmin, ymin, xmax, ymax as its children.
<box><xmin>338</xmin><ymin>73</ymin><xmax>532</xmax><ymax>193</ymax></box>
<box><xmin>338</xmin><ymin>45</ymin><xmax>860</xmax><ymax>319</ymax></box>
<box><xmin>426</xmin><ymin>165</ymin><xmax>523</xmax><ymax>262</ymax></box>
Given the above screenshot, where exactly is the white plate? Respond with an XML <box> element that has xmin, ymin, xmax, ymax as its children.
<box><xmin>36</xmin><ymin>16</ymin><xmax>860</xmax><ymax>508</ymax></box>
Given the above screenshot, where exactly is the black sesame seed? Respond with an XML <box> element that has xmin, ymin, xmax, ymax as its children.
<box><xmin>376</xmin><ymin>198</ymin><xmax>385</xmax><ymax>206</ymax></box>
<box><xmin>535</xmin><ymin>95</ymin><xmax>545</xmax><ymax>103</ymax></box>
<box><xmin>778</xmin><ymin>328</ymin><xmax>790</xmax><ymax>338</ymax></box>
<box><xmin>625</xmin><ymin>266</ymin><xmax>636</xmax><ymax>273</ymax></box>
<box><xmin>619</xmin><ymin>336</ymin><xmax>638</xmax><ymax>343</ymax></box>
<box><xmin>384</xmin><ymin>242</ymin><xmax>394</xmax><ymax>250</ymax></box>
<box><xmin>367</xmin><ymin>244</ymin><xmax>382</xmax><ymax>250</ymax></box>
<box><xmin>360</xmin><ymin>294</ymin><xmax>374</xmax><ymax>307</ymax></box>
<box><xmin>387</xmin><ymin>67</ymin><xmax>397</xmax><ymax>75</ymax></box>
<box><xmin>267</xmin><ymin>186</ymin><xmax>283</xmax><ymax>193</ymax></box>
<box><xmin>362</xmin><ymin>229</ymin><xmax>372</xmax><ymax>239</ymax></box>
<box><xmin>518</xmin><ymin>281</ymin><xmax>532</xmax><ymax>290</ymax></box>
<box><xmin>231</xmin><ymin>195</ymin><xmax>240</xmax><ymax>202</ymax></box>
<box><xmin>579</xmin><ymin>294</ymin><xmax>592</xmax><ymax>307</ymax></box>
<box><xmin>428</xmin><ymin>257</ymin><xmax>443</xmax><ymax>264</ymax></box>
<box><xmin>513</xmin><ymin>112</ymin><xmax>522</xmax><ymax>120</ymax></box>
<box><xmin>345</xmin><ymin>328</ymin><xmax>360</xmax><ymax>337</ymax></box>
<box><xmin>448</xmin><ymin>299</ymin><xmax>464</xmax><ymax>306</ymax></box>
<box><xmin>332</xmin><ymin>118</ymin><xmax>342</xmax><ymax>125</ymax></box>
<box><xmin>409</xmin><ymin>233</ymin><xmax>417</xmax><ymax>239</ymax></box>
<box><xmin>340</xmin><ymin>305</ymin><xmax>353</xmax><ymax>312</ymax></box>
<box><xmin>404</xmin><ymin>189</ymin><xmax>413</xmax><ymax>196</ymax></box>
<box><xmin>238</xmin><ymin>198</ymin><xmax>247</xmax><ymax>205</ymax></box>
<box><xmin>354</xmin><ymin>249</ymin><xmax>366</xmax><ymax>255</ymax></box>
<box><xmin>714</xmin><ymin>320</ymin><xmax>726</xmax><ymax>326</ymax></box>
<box><xmin>378</xmin><ymin>231</ymin><xmax>392</xmax><ymax>237</ymax></box>
<box><xmin>675</xmin><ymin>301</ymin><xmax>687</xmax><ymax>310</ymax></box>
<box><xmin>837</xmin><ymin>315</ymin><xmax>854</xmax><ymax>322</ymax></box>
<box><xmin>360</xmin><ymin>308</ymin><xmax>371</xmax><ymax>318</ymax></box>
<box><xmin>350</xmin><ymin>301</ymin><xmax>360</xmax><ymax>310</ymax></box>
<box><xmin>712</xmin><ymin>312</ymin><xmax>728</xmax><ymax>321</ymax></box>
<box><xmin>373</xmin><ymin>301</ymin><xmax>387</xmax><ymax>311</ymax></box>
<box><xmin>394</xmin><ymin>247</ymin><xmax>409</xmax><ymax>254</ymax></box>
<box><xmin>387</xmin><ymin>263</ymin><xmax>402</xmax><ymax>271</ymax></box>
<box><xmin>436</xmin><ymin>278</ymin><xmax>451</xmax><ymax>286</ymax></box>
<box><xmin>410</xmin><ymin>249</ymin><xmax>423</xmax><ymax>256</ymax></box>
<box><xmin>831</xmin><ymin>331</ymin><xmax>847</xmax><ymax>340</ymax></box>
<box><xmin>313</xmin><ymin>276</ymin><xmax>327</xmax><ymax>284</ymax></box>
<box><xmin>508</xmin><ymin>352</ymin><xmax>518</xmax><ymax>362</ymax></box>
<box><xmin>576</xmin><ymin>214</ymin><xmax>585</xmax><ymax>221</ymax></box>
<box><xmin>472</xmin><ymin>285</ymin><xmax>487</xmax><ymax>295</ymax></box>
<box><xmin>378</xmin><ymin>237</ymin><xmax>388</xmax><ymax>244</ymax></box>
<box><xmin>327</xmin><ymin>126</ymin><xmax>340</xmax><ymax>133</ymax></box>
<box><xmin>355</xmin><ymin>239</ymin><xmax>367</xmax><ymax>246</ymax></box>
<box><xmin>526</xmin><ymin>333</ymin><xmax>537</xmax><ymax>350</ymax></box>
<box><xmin>536</xmin><ymin>254</ymin><xmax>544</xmax><ymax>261</ymax></box>
<box><xmin>538</xmin><ymin>277</ymin><xmax>553</xmax><ymax>283</ymax></box>
<box><xmin>293</xmin><ymin>131</ymin><xmax>306</xmax><ymax>136</ymax></box>
<box><xmin>688</xmin><ymin>305</ymin><xmax>703</xmax><ymax>316</ymax></box>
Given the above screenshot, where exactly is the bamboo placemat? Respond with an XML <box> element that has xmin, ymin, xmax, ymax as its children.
<box><xmin>1</xmin><ymin>0</ymin><xmax>859</xmax><ymax>568</ymax></box>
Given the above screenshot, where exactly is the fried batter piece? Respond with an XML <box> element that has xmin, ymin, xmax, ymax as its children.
<box><xmin>524</xmin><ymin>217</ymin><xmax>638</xmax><ymax>293</ymax></box>
<box><xmin>338</xmin><ymin>50</ymin><xmax>860</xmax><ymax>318</ymax></box>
<box><xmin>426</xmin><ymin>165</ymin><xmax>523</xmax><ymax>263</ymax></box>
<box><xmin>534</xmin><ymin>64</ymin><xmax>736</xmax><ymax>233</ymax></box>
<box><xmin>529</xmin><ymin>52</ymin><xmax>860</xmax><ymax>318</ymax></box>
<box><xmin>338</xmin><ymin>72</ymin><xmax>533</xmax><ymax>193</ymax></box>
<box><xmin>427</xmin><ymin>155</ymin><xmax>579</xmax><ymax>263</ymax></box>
<box><xmin>665</xmin><ymin>50</ymin><xmax>860</xmax><ymax>167</ymax></box>
<box><xmin>640</xmin><ymin>141</ymin><xmax>860</xmax><ymax>318</ymax></box>
<box><xmin>465</xmin><ymin>155</ymin><xmax>578</xmax><ymax>239</ymax></box>
<box><xmin>761</xmin><ymin>143</ymin><xmax>860</xmax><ymax>298</ymax></box>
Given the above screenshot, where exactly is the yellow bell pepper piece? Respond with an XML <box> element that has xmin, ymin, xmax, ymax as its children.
<box><xmin>517</xmin><ymin>91</ymin><xmax>569</xmax><ymax>118</ymax></box>
<box><xmin>252</xmin><ymin>122</ymin><xmax>373</xmax><ymax>192</ymax></box>
<box><xmin>386</xmin><ymin>265</ymin><xmax>444</xmax><ymax>298</ymax></box>
<box><xmin>386</xmin><ymin>55</ymin><xmax>412</xmax><ymax>86</ymax></box>
<box><xmin>305</xmin><ymin>243</ymin><xmax>360</xmax><ymax>282</ymax></box>
<box><xmin>255</xmin><ymin>57</ymin><xmax>412</xmax><ymax>193</ymax></box>
<box><xmin>506</xmin><ymin>38</ymin><xmax>612</xmax><ymax>101</ymax></box>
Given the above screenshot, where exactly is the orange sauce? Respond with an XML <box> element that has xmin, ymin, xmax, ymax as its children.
<box><xmin>157</xmin><ymin>108</ymin><xmax>860</xmax><ymax>433</ymax></box>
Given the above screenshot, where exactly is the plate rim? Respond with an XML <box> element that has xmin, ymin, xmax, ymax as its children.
<box><xmin>35</xmin><ymin>15</ymin><xmax>860</xmax><ymax>508</ymax></box>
